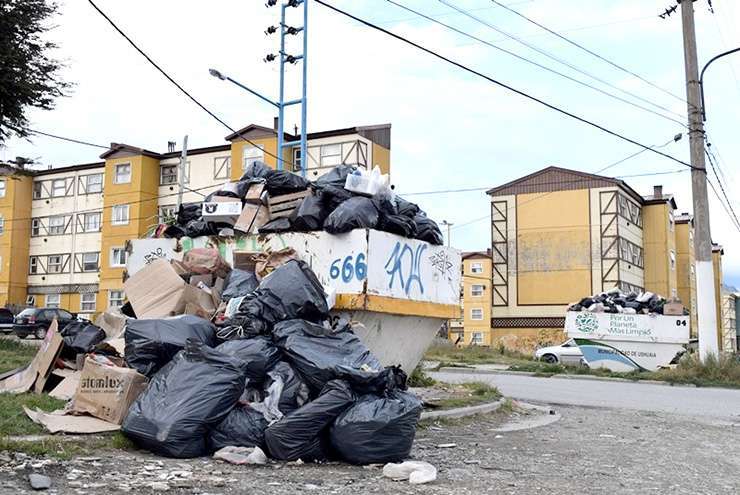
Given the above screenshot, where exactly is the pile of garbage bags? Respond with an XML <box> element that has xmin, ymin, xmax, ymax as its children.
<box><xmin>568</xmin><ymin>288</ymin><xmax>688</xmax><ymax>315</ymax></box>
<box><xmin>160</xmin><ymin>162</ymin><xmax>444</xmax><ymax>246</ymax></box>
<box><xmin>119</xmin><ymin>257</ymin><xmax>422</xmax><ymax>463</ymax></box>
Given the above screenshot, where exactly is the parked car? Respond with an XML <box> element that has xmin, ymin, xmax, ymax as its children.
<box><xmin>13</xmin><ymin>307</ymin><xmax>77</xmax><ymax>339</ymax></box>
<box><xmin>0</xmin><ymin>308</ymin><xmax>15</xmax><ymax>334</ymax></box>
<box><xmin>534</xmin><ymin>339</ymin><xmax>584</xmax><ymax>365</ymax></box>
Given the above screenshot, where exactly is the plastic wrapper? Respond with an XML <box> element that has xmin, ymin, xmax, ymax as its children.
<box><xmin>265</xmin><ymin>361</ymin><xmax>310</xmax><ymax>416</ymax></box>
<box><xmin>329</xmin><ymin>390</ymin><xmax>422</xmax><ymax>464</ymax></box>
<box><xmin>215</xmin><ymin>336</ymin><xmax>281</xmax><ymax>383</ymax></box>
<box><xmin>290</xmin><ymin>194</ymin><xmax>329</xmax><ymax>231</ymax></box>
<box><xmin>121</xmin><ymin>340</ymin><xmax>248</xmax><ymax>458</ymax></box>
<box><xmin>323</xmin><ymin>196</ymin><xmax>379</xmax><ymax>234</ymax></box>
<box><xmin>263</xmin><ymin>379</ymin><xmax>355</xmax><ymax>461</ymax></box>
<box><xmin>413</xmin><ymin>214</ymin><xmax>444</xmax><ymax>245</ymax></box>
<box><xmin>59</xmin><ymin>321</ymin><xmax>106</xmax><ymax>358</ymax></box>
<box><xmin>207</xmin><ymin>405</ymin><xmax>268</xmax><ymax>453</ymax></box>
<box><xmin>124</xmin><ymin>315</ymin><xmax>217</xmax><ymax>377</ymax></box>
<box><xmin>221</xmin><ymin>268</ymin><xmax>259</xmax><ymax>302</ymax></box>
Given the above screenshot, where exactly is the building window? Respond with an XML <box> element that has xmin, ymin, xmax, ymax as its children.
<box><xmin>243</xmin><ymin>146</ymin><xmax>264</xmax><ymax>170</ymax></box>
<box><xmin>471</xmin><ymin>284</ymin><xmax>484</xmax><ymax>297</ymax></box>
<box><xmin>108</xmin><ymin>290</ymin><xmax>125</xmax><ymax>308</ymax></box>
<box><xmin>292</xmin><ymin>148</ymin><xmax>302</xmax><ymax>172</ymax></box>
<box><xmin>158</xmin><ymin>205</ymin><xmax>177</xmax><ymax>224</ymax></box>
<box><xmin>0</xmin><ymin>216</ymin><xmax>4</xmax><ymax>235</ymax></box>
<box><xmin>48</xmin><ymin>216</ymin><xmax>65</xmax><ymax>235</ymax></box>
<box><xmin>31</xmin><ymin>218</ymin><xmax>40</xmax><ymax>236</ymax></box>
<box><xmin>114</xmin><ymin>163</ymin><xmax>131</xmax><ymax>184</ymax></box>
<box><xmin>112</xmin><ymin>205</ymin><xmax>129</xmax><ymax>225</ymax></box>
<box><xmin>33</xmin><ymin>182</ymin><xmax>43</xmax><ymax>199</ymax></box>
<box><xmin>81</xmin><ymin>293</ymin><xmax>96</xmax><ymax>312</ymax></box>
<box><xmin>470</xmin><ymin>262</ymin><xmax>483</xmax><ymax>274</ymax></box>
<box><xmin>470</xmin><ymin>332</ymin><xmax>483</xmax><ymax>345</ymax></box>
<box><xmin>471</xmin><ymin>308</ymin><xmax>483</xmax><ymax>320</ymax></box>
<box><xmin>86</xmin><ymin>174</ymin><xmax>103</xmax><ymax>193</ymax></box>
<box><xmin>670</xmin><ymin>250</ymin><xmax>676</xmax><ymax>270</ymax></box>
<box><xmin>51</xmin><ymin>179</ymin><xmax>66</xmax><ymax>197</ymax></box>
<box><xmin>214</xmin><ymin>156</ymin><xmax>231</xmax><ymax>179</ymax></box>
<box><xmin>47</xmin><ymin>255</ymin><xmax>63</xmax><ymax>274</ymax></box>
<box><xmin>320</xmin><ymin>144</ymin><xmax>342</xmax><ymax>167</ymax></box>
<box><xmin>46</xmin><ymin>294</ymin><xmax>60</xmax><ymax>309</ymax></box>
<box><xmin>82</xmin><ymin>252</ymin><xmax>99</xmax><ymax>272</ymax></box>
<box><xmin>0</xmin><ymin>180</ymin><xmax>5</xmax><ymax>198</ymax></box>
<box><xmin>29</xmin><ymin>256</ymin><xmax>38</xmax><ymax>274</ymax></box>
<box><xmin>160</xmin><ymin>163</ymin><xmax>188</xmax><ymax>185</ymax></box>
<box><xmin>81</xmin><ymin>212</ymin><xmax>101</xmax><ymax>232</ymax></box>
<box><xmin>111</xmin><ymin>247</ymin><xmax>127</xmax><ymax>267</ymax></box>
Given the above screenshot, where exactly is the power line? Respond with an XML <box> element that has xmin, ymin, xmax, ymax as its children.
<box><xmin>383</xmin><ymin>0</ymin><xmax>688</xmax><ymax>128</ymax></box>
<box><xmin>433</xmin><ymin>0</ymin><xmax>688</xmax><ymax>122</ymax></box>
<box><xmin>314</xmin><ymin>1</ymin><xmax>697</xmax><ymax>172</ymax></box>
<box><xmin>705</xmin><ymin>148</ymin><xmax>740</xmax><ymax>230</ymax></box>
<box><xmin>86</xmin><ymin>0</ymin><xmax>296</xmax><ymax>169</ymax></box>
<box><xmin>27</xmin><ymin>129</ymin><xmax>109</xmax><ymax>150</ymax></box>
<box><xmin>488</xmin><ymin>0</ymin><xmax>688</xmax><ymax>104</ymax></box>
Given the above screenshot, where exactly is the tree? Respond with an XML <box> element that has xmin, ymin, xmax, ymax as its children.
<box><xmin>0</xmin><ymin>0</ymin><xmax>70</xmax><ymax>144</ymax></box>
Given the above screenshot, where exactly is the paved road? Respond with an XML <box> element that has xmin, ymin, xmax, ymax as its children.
<box><xmin>431</xmin><ymin>370</ymin><xmax>740</xmax><ymax>423</ymax></box>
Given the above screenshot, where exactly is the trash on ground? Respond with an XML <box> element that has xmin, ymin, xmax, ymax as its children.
<box><xmin>213</xmin><ymin>446</ymin><xmax>268</xmax><ymax>465</ymax></box>
<box><xmin>23</xmin><ymin>407</ymin><xmax>120</xmax><ymax>434</ymax></box>
<box><xmin>382</xmin><ymin>461</ymin><xmax>437</xmax><ymax>484</ymax></box>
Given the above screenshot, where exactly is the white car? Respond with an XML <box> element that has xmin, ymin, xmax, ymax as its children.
<box><xmin>534</xmin><ymin>339</ymin><xmax>584</xmax><ymax>365</ymax></box>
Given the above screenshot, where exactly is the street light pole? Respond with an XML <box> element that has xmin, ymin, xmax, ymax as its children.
<box><xmin>441</xmin><ymin>220</ymin><xmax>454</xmax><ymax>247</ymax></box>
<box><xmin>699</xmin><ymin>46</ymin><xmax>740</xmax><ymax>121</ymax></box>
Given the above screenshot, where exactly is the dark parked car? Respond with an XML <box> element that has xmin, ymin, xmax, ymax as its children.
<box><xmin>0</xmin><ymin>308</ymin><xmax>14</xmax><ymax>334</ymax></box>
<box><xmin>13</xmin><ymin>307</ymin><xmax>77</xmax><ymax>339</ymax></box>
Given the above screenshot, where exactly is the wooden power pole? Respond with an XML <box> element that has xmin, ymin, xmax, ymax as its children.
<box><xmin>680</xmin><ymin>0</ymin><xmax>719</xmax><ymax>359</ymax></box>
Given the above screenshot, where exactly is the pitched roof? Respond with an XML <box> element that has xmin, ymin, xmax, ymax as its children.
<box><xmin>462</xmin><ymin>250</ymin><xmax>491</xmax><ymax>260</ymax></box>
<box><xmin>224</xmin><ymin>124</ymin><xmax>287</xmax><ymax>142</ymax></box>
<box><xmin>99</xmin><ymin>143</ymin><xmax>162</xmax><ymax>160</ymax></box>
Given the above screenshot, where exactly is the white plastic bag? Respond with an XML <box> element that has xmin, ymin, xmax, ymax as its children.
<box><xmin>382</xmin><ymin>461</ymin><xmax>437</xmax><ymax>484</ymax></box>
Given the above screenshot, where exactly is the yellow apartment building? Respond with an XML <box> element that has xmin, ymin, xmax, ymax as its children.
<box><xmin>0</xmin><ymin>122</ymin><xmax>391</xmax><ymax>318</ymax></box>
<box><xmin>448</xmin><ymin>251</ymin><xmax>493</xmax><ymax>346</ymax></box>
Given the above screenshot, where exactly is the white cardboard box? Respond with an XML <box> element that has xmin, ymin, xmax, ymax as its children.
<box><xmin>202</xmin><ymin>201</ymin><xmax>243</xmax><ymax>223</ymax></box>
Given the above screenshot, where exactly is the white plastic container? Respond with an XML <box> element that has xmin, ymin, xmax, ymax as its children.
<box><xmin>344</xmin><ymin>166</ymin><xmax>388</xmax><ymax>197</ymax></box>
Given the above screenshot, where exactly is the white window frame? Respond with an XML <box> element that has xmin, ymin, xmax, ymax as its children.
<box><xmin>242</xmin><ymin>146</ymin><xmax>265</xmax><ymax>171</ymax></box>
<box><xmin>114</xmin><ymin>163</ymin><xmax>131</xmax><ymax>184</ymax></box>
<box><xmin>470</xmin><ymin>262</ymin><xmax>483</xmax><ymax>274</ymax></box>
<box><xmin>110</xmin><ymin>247</ymin><xmax>127</xmax><ymax>268</ymax></box>
<box><xmin>82</xmin><ymin>212</ymin><xmax>101</xmax><ymax>232</ymax></box>
<box><xmin>160</xmin><ymin>163</ymin><xmax>189</xmax><ymax>185</ymax></box>
<box><xmin>320</xmin><ymin>143</ymin><xmax>342</xmax><ymax>167</ymax></box>
<box><xmin>46</xmin><ymin>294</ymin><xmax>61</xmax><ymax>309</ymax></box>
<box><xmin>51</xmin><ymin>179</ymin><xmax>66</xmax><ymax>197</ymax></box>
<box><xmin>86</xmin><ymin>174</ymin><xmax>103</xmax><ymax>193</ymax></box>
<box><xmin>29</xmin><ymin>256</ymin><xmax>38</xmax><ymax>274</ymax></box>
<box><xmin>48</xmin><ymin>215</ymin><xmax>65</xmax><ymax>235</ymax></box>
<box><xmin>213</xmin><ymin>156</ymin><xmax>231</xmax><ymax>180</ymax></box>
<box><xmin>82</xmin><ymin>252</ymin><xmax>99</xmax><ymax>272</ymax></box>
<box><xmin>670</xmin><ymin>250</ymin><xmax>676</xmax><ymax>271</ymax></box>
<box><xmin>112</xmin><ymin>204</ymin><xmax>129</xmax><ymax>225</ymax></box>
<box><xmin>80</xmin><ymin>293</ymin><xmax>96</xmax><ymax>312</ymax></box>
<box><xmin>33</xmin><ymin>182</ymin><xmax>43</xmax><ymax>199</ymax></box>
<box><xmin>158</xmin><ymin>205</ymin><xmax>177</xmax><ymax>224</ymax></box>
<box><xmin>108</xmin><ymin>290</ymin><xmax>125</xmax><ymax>308</ymax></box>
<box><xmin>31</xmin><ymin>218</ymin><xmax>41</xmax><ymax>236</ymax></box>
<box><xmin>47</xmin><ymin>255</ymin><xmax>63</xmax><ymax>274</ymax></box>
<box><xmin>470</xmin><ymin>308</ymin><xmax>484</xmax><ymax>320</ymax></box>
<box><xmin>292</xmin><ymin>148</ymin><xmax>302</xmax><ymax>172</ymax></box>
<box><xmin>470</xmin><ymin>332</ymin><xmax>483</xmax><ymax>345</ymax></box>
<box><xmin>471</xmin><ymin>284</ymin><xmax>484</xmax><ymax>297</ymax></box>
<box><xmin>0</xmin><ymin>180</ymin><xmax>5</xmax><ymax>198</ymax></box>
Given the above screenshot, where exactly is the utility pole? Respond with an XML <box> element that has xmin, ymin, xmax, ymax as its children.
<box><xmin>177</xmin><ymin>135</ymin><xmax>188</xmax><ymax>211</ymax></box>
<box><xmin>441</xmin><ymin>220</ymin><xmax>454</xmax><ymax>247</ymax></box>
<box><xmin>680</xmin><ymin>0</ymin><xmax>719</xmax><ymax>359</ymax></box>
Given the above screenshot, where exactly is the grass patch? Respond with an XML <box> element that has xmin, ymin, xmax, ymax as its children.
<box><xmin>425</xmin><ymin>342</ymin><xmax>533</xmax><ymax>366</ymax></box>
<box><xmin>433</xmin><ymin>381</ymin><xmax>501</xmax><ymax>409</ymax></box>
<box><xmin>0</xmin><ymin>339</ymin><xmax>37</xmax><ymax>375</ymax></box>
<box><xmin>0</xmin><ymin>393</ymin><xmax>66</xmax><ymax>437</ymax></box>
<box><xmin>408</xmin><ymin>366</ymin><xmax>437</xmax><ymax>388</ymax></box>
<box><xmin>0</xmin><ymin>435</ymin><xmax>133</xmax><ymax>460</ymax></box>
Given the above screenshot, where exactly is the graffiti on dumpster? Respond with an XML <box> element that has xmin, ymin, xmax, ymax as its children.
<box><xmin>142</xmin><ymin>247</ymin><xmax>167</xmax><ymax>265</ymax></box>
<box><xmin>384</xmin><ymin>241</ymin><xmax>426</xmax><ymax>296</ymax></box>
<box><xmin>329</xmin><ymin>253</ymin><xmax>367</xmax><ymax>283</ymax></box>
<box><xmin>428</xmin><ymin>251</ymin><xmax>454</xmax><ymax>278</ymax></box>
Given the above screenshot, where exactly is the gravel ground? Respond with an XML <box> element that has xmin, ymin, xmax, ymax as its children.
<box><xmin>0</xmin><ymin>404</ymin><xmax>738</xmax><ymax>494</ymax></box>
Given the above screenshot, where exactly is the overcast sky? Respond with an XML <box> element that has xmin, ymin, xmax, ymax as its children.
<box><xmin>3</xmin><ymin>0</ymin><xmax>740</xmax><ymax>287</ymax></box>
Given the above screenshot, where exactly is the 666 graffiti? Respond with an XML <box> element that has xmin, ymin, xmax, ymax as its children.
<box><xmin>329</xmin><ymin>253</ymin><xmax>367</xmax><ymax>283</ymax></box>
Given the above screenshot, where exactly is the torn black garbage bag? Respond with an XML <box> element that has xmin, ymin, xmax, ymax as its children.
<box><xmin>124</xmin><ymin>315</ymin><xmax>217</xmax><ymax>377</ymax></box>
<box><xmin>216</xmin><ymin>336</ymin><xmax>281</xmax><ymax>383</ymax></box>
<box><xmin>413</xmin><ymin>214</ymin><xmax>444</xmax><ymax>245</ymax></box>
<box><xmin>121</xmin><ymin>340</ymin><xmax>248</xmax><ymax>458</ymax></box>
<box><xmin>263</xmin><ymin>379</ymin><xmax>355</xmax><ymax>461</ymax></box>
<box><xmin>221</xmin><ymin>268</ymin><xmax>259</xmax><ymax>302</ymax></box>
<box><xmin>265</xmin><ymin>170</ymin><xmax>310</xmax><ymax>196</ymax></box>
<box><xmin>207</xmin><ymin>405</ymin><xmax>268</xmax><ymax>453</ymax></box>
<box><xmin>323</xmin><ymin>196</ymin><xmax>379</xmax><ymax>234</ymax></box>
<box><xmin>265</xmin><ymin>361</ymin><xmax>311</xmax><ymax>415</ymax></box>
<box><xmin>60</xmin><ymin>321</ymin><xmax>106</xmax><ymax>358</ymax></box>
<box><xmin>272</xmin><ymin>319</ymin><xmax>403</xmax><ymax>395</ymax></box>
<box><xmin>290</xmin><ymin>194</ymin><xmax>329</xmax><ymax>231</ymax></box>
<box><xmin>329</xmin><ymin>390</ymin><xmax>422</xmax><ymax>465</ymax></box>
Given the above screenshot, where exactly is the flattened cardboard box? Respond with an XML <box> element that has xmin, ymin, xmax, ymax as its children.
<box><xmin>124</xmin><ymin>259</ymin><xmax>216</xmax><ymax>318</ymax></box>
<box><xmin>72</xmin><ymin>357</ymin><xmax>148</xmax><ymax>425</ymax></box>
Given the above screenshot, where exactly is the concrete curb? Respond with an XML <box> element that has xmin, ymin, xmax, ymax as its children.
<box><xmin>435</xmin><ymin>367</ymin><xmax>698</xmax><ymax>388</ymax></box>
<box><xmin>420</xmin><ymin>399</ymin><xmax>504</xmax><ymax>420</ymax></box>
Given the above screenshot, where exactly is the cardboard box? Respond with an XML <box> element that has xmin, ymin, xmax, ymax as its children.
<box><xmin>123</xmin><ymin>259</ymin><xmax>216</xmax><ymax>318</ymax></box>
<box><xmin>245</xmin><ymin>182</ymin><xmax>266</xmax><ymax>204</ymax></box>
<box><xmin>234</xmin><ymin>203</ymin><xmax>270</xmax><ymax>234</ymax></box>
<box><xmin>232</xmin><ymin>251</ymin><xmax>260</xmax><ymax>271</ymax></box>
<box><xmin>202</xmin><ymin>201</ymin><xmax>242</xmax><ymax>224</ymax></box>
<box><xmin>72</xmin><ymin>357</ymin><xmax>148</xmax><ymax>425</ymax></box>
<box><xmin>0</xmin><ymin>320</ymin><xmax>63</xmax><ymax>394</ymax></box>
<box><xmin>663</xmin><ymin>300</ymin><xmax>684</xmax><ymax>316</ymax></box>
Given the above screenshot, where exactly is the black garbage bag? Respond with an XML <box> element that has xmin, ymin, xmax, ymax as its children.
<box><xmin>221</xmin><ymin>269</ymin><xmax>259</xmax><ymax>302</ymax></box>
<box><xmin>379</xmin><ymin>214</ymin><xmax>417</xmax><ymax>238</ymax></box>
<box><xmin>163</xmin><ymin>224</ymin><xmax>186</xmax><ymax>239</ymax></box>
<box><xmin>122</xmin><ymin>340</ymin><xmax>248</xmax><ymax>458</ymax></box>
<box><xmin>216</xmin><ymin>336</ymin><xmax>281</xmax><ymax>383</ymax></box>
<box><xmin>263</xmin><ymin>379</ymin><xmax>355</xmax><ymax>461</ymax></box>
<box><xmin>414</xmin><ymin>214</ymin><xmax>444</xmax><ymax>245</ymax></box>
<box><xmin>207</xmin><ymin>405</ymin><xmax>268</xmax><ymax>453</ymax></box>
<box><xmin>329</xmin><ymin>390</ymin><xmax>422</xmax><ymax>464</ymax></box>
<box><xmin>124</xmin><ymin>315</ymin><xmax>217</xmax><ymax>377</ymax></box>
<box><xmin>290</xmin><ymin>194</ymin><xmax>329</xmax><ymax>231</ymax></box>
<box><xmin>177</xmin><ymin>203</ymin><xmax>202</xmax><ymax>225</ymax></box>
<box><xmin>237</xmin><ymin>260</ymin><xmax>328</xmax><ymax>330</ymax></box>
<box><xmin>273</xmin><ymin>319</ymin><xmax>405</xmax><ymax>395</ymax></box>
<box><xmin>258</xmin><ymin>217</ymin><xmax>292</xmax><ymax>233</ymax></box>
<box><xmin>60</xmin><ymin>321</ymin><xmax>106</xmax><ymax>357</ymax></box>
<box><xmin>323</xmin><ymin>196</ymin><xmax>379</xmax><ymax>234</ymax></box>
<box><xmin>265</xmin><ymin>170</ymin><xmax>310</xmax><ymax>196</ymax></box>
<box><xmin>394</xmin><ymin>196</ymin><xmax>421</xmax><ymax>218</ymax></box>
<box><xmin>265</xmin><ymin>361</ymin><xmax>311</xmax><ymax>415</ymax></box>
<box><xmin>185</xmin><ymin>218</ymin><xmax>221</xmax><ymax>238</ymax></box>
<box><xmin>313</xmin><ymin>164</ymin><xmax>355</xmax><ymax>189</ymax></box>
<box><xmin>240</xmin><ymin>160</ymin><xmax>274</xmax><ymax>181</ymax></box>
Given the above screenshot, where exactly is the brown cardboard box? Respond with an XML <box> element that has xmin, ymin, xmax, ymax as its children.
<box><xmin>663</xmin><ymin>300</ymin><xmax>684</xmax><ymax>316</ymax></box>
<box><xmin>123</xmin><ymin>259</ymin><xmax>216</xmax><ymax>318</ymax></box>
<box><xmin>72</xmin><ymin>357</ymin><xmax>148</xmax><ymax>424</ymax></box>
<box><xmin>232</xmin><ymin>251</ymin><xmax>260</xmax><ymax>271</ymax></box>
<box><xmin>234</xmin><ymin>203</ymin><xmax>270</xmax><ymax>234</ymax></box>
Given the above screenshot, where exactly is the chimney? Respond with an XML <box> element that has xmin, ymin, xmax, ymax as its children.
<box><xmin>273</xmin><ymin>116</ymin><xmax>279</xmax><ymax>131</ymax></box>
<box><xmin>653</xmin><ymin>185</ymin><xmax>663</xmax><ymax>198</ymax></box>
<box><xmin>167</xmin><ymin>141</ymin><xmax>176</xmax><ymax>153</ymax></box>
